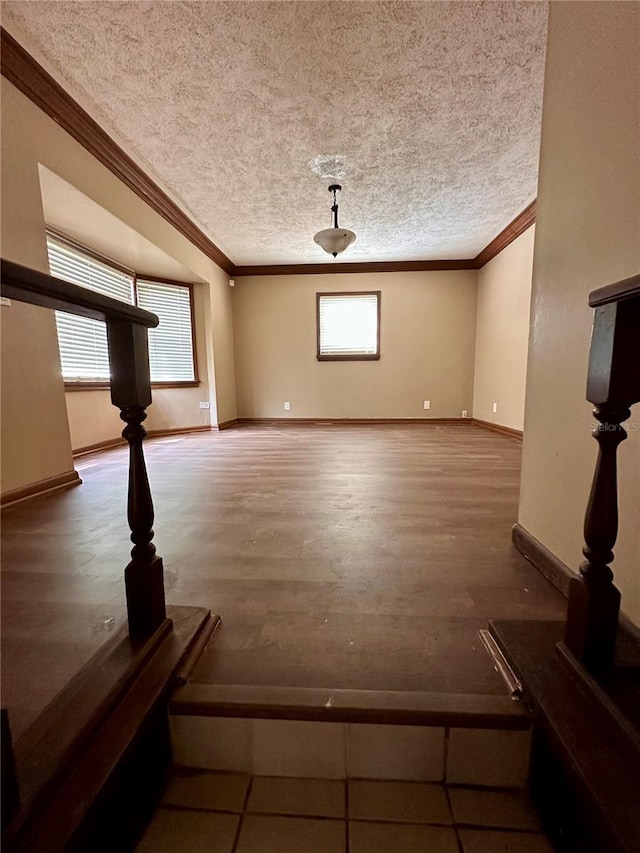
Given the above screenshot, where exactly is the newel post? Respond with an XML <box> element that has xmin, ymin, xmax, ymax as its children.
<box><xmin>564</xmin><ymin>296</ymin><xmax>640</xmax><ymax>669</ymax></box>
<box><xmin>1</xmin><ymin>708</ymin><xmax>19</xmax><ymax>830</ymax></box>
<box><xmin>107</xmin><ymin>320</ymin><xmax>167</xmax><ymax>639</ymax></box>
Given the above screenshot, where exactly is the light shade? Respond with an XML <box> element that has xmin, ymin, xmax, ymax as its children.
<box><xmin>313</xmin><ymin>227</ymin><xmax>357</xmax><ymax>257</ymax></box>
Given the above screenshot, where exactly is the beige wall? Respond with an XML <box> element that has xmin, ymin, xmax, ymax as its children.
<box><xmin>0</xmin><ymin>86</ymin><xmax>74</xmax><ymax>492</ymax></box>
<box><xmin>209</xmin><ymin>277</ymin><xmax>237</xmax><ymax>425</ymax></box>
<box><xmin>520</xmin><ymin>2</ymin><xmax>640</xmax><ymax>622</ymax></box>
<box><xmin>473</xmin><ymin>226</ymin><xmax>535</xmax><ymax>431</ymax></box>
<box><xmin>233</xmin><ymin>271</ymin><xmax>477</xmax><ymax>419</ymax></box>
<box><xmin>1</xmin><ymin>79</ymin><xmax>238</xmax><ymax>485</ymax></box>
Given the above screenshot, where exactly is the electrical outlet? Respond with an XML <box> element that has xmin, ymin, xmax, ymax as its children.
<box><xmin>423</xmin><ymin>400</ymin><xmax>431</xmax><ymax>410</ymax></box>
<box><xmin>199</xmin><ymin>401</ymin><xmax>210</xmax><ymax>409</ymax></box>
<box><xmin>462</xmin><ymin>410</ymin><xmax>468</xmax><ymax>418</ymax></box>
<box><xmin>284</xmin><ymin>401</ymin><xmax>290</xmax><ymax>411</ymax></box>
<box><xmin>492</xmin><ymin>402</ymin><xmax>498</xmax><ymax>414</ymax></box>
<box><xmin>0</xmin><ymin>297</ymin><xmax>12</xmax><ymax>307</ymax></box>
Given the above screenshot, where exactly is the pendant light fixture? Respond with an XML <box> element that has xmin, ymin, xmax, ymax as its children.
<box><xmin>313</xmin><ymin>184</ymin><xmax>356</xmax><ymax>258</ymax></box>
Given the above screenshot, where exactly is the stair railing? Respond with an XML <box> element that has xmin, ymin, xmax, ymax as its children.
<box><xmin>564</xmin><ymin>273</ymin><xmax>640</xmax><ymax>669</ymax></box>
<box><xmin>1</xmin><ymin>257</ymin><xmax>167</xmax><ymax>638</ymax></box>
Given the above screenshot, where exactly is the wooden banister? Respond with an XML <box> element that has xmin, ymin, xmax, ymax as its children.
<box><xmin>588</xmin><ymin>273</ymin><xmax>640</xmax><ymax>307</ymax></box>
<box><xmin>1</xmin><ymin>709</ymin><xmax>19</xmax><ymax>831</ymax></box>
<box><xmin>489</xmin><ymin>273</ymin><xmax>640</xmax><ymax>853</ymax></box>
<box><xmin>564</xmin><ymin>273</ymin><xmax>640</xmax><ymax>669</ymax></box>
<box><xmin>1</xmin><ymin>258</ymin><xmax>167</xmax><ymax>639</ymax></box>
<box><xmin>0</xmin><ymin>258</ymin><xmax>158</xmax><ymax>326</ymax></box>
<box><xmin>1</xmin><ymin>259</ymin><xmax>222</xmax><ymax>851</ymax></box>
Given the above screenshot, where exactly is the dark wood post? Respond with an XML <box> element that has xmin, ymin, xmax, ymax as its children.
<box><xmin>564</xmin><ymin>290</ymin><xmax>640</xmax><ymax>669</ymax></box>
<box><xmin>564</xmin><ymin>404</ymin><xmax>627</xmax><ymax>668</ymax></box>
<box><xmin>107</xmin><ymin>320</ymin><xmax>167</xmax><ymax>639</ymax></box>
<box><xmin>1</xmin><ymin>708</ymin><xmax>19</xmax><ymax>831</ymax></box>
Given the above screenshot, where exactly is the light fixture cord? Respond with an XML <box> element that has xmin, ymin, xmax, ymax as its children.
<box><xmin>331</xmin><ymin>186</ymin><xmax>339</xmax><ymax>229</ymax></box>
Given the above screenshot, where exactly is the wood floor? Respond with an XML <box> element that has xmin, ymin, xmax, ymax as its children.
<box><xmin>1</xmin><ymin>424</ymin><xmax>566</xmax><ymax>740</ymax></box>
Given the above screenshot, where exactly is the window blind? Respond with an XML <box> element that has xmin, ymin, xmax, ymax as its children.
<box><xmin>136</xmin><ymin>280</ymin><xmax>195</xmax><ymax>382</ymax></box>
<box><xmin>47</xmin><ymin>236</ymin><xmax>134</xmax><ymax>381</ymax></box>
<box><xmin>318</xmin><ymin>293</ymin><xmax>379</xmax><ymax>356</ymax></box>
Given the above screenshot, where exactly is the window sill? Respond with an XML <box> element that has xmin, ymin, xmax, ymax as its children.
<box><xmin>64</xmin><ymin>380</ymin><xmax>200</xmax><ymax>391</ymax></box>
<box><xmin>317</xmin><ymin>354</ymin><xmax>380</xmax><ymax>362</ymax></box>
<box><xmin>151</xmin><ymin>381</ymin><xmax>200</xmax><ymax>389</ymax></box>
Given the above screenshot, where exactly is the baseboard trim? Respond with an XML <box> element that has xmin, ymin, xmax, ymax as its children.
<box><xmin>73</xmin><ymin>438</ymin><xmax>127</xmax><ymax>457</ymax></box>
<box><xmin>236</xmin><ymin>417</ymin><xmax>472</xmax><ymax>427</ymax></box>
<box><xmin>472</xmin><ymin>418</ymin><xmax>523</xmax><ymax>440</ymax></box>
<box><xmin>512</xmin><ymin>523</ymin><xmax>640</xmax><ymax>640</ymax></box>
<box><xmin>146</xmin><ymin>425</ymin><xmax>211</xmax><ymax>439</ymax></box>
<box><xmin>1</xmin><ymin>470</ymin><xmax>82</xmax><ymax>507</ymax></box>
<box><xmin>214</xmin><ymin>418</ymin><xmax>238</xmax><ymax>431</ymax></box>
<box><xmin>511</xmin><ymin>523</ymin><xmax>576</xmax><ymax>596</ymax></box>
<box><xmin>72</xmin><ymin>425</ymin><xmax>212</xmax><ymax>457</ymax></box>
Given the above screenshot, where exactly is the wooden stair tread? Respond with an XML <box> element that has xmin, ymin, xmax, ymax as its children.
<box><xmin>490</xmin><ymin>619</ymin><xmax>640</xmax><ymax>853</ymax></box>
<box><xmin>4</xmin><ymin>606</ymin><xmax>218</xmax><ymax>853</ymax></box>
<box><xmin>170</xmin><ymin>681</ymin><xmax>530</xmax><ymax>729</ymax></box>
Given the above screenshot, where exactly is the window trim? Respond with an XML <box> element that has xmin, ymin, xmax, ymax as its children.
<box><xmin>316</xmin><ymin>290</ymin><xmax>381</xmax><ymax>362</ymax></box>
<box><xmin>47</xmin><ymin>231</ymin><xmax>200</xmax><ymax>389</ymax></box>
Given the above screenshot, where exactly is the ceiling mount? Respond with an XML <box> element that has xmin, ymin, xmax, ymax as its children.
<box><xmin>313</xmin><ymin>184</ymin><xmax>357</xmax><ymax>258</ymax></box>
<box><xmin>308</xmin><ymin>154</ymin><xmax>347</xmax><ymax>181</ymax></box>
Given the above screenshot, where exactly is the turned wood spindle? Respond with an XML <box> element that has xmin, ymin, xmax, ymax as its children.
<box><xmin>564</xmin><ymin>282</ymin><xmax>640</xmax><ymax>670</ymax></box>
<box><xmin>580</xmin><ymin>404</ymin><xmax>630</xmax><ymax>588</ymax></box>
<box><xmin>565</xmin><ymin>404</ymin><xmax>628</xmax><ymax>667</ymax></box>
<box><xmin>108</xmin><ymin>319</ymin><xmax>167</xmax><ymax>639</ymax></box>
<box><xmin>121</xmin><ymin>405</ymin><xmax>157</xmax><ymax>565</ymax></box>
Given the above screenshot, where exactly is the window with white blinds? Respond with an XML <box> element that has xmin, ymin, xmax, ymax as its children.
<box><xmin>47</xmin><ymin>236</ymin><xmax>134</xmax><ymax>381</ymax></box>
<box><xmin>317</xmin><ymin>292</ymin><xmax>380</xmax><ymax>360</ymax></box>
<box><xmin>46</xmin><ymin>235</ymin><xmax>197</xmax><ymax>384</ymax></box>
<box><xmin>136</xmin><ymin>280</ymin><xmax>195</xmax><ymax>382</ymax></box>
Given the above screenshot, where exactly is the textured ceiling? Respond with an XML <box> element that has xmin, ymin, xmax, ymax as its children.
<box><xmin>2</xmin><ymin>1</ymin><xmax>548</xmax><ymax>265</ymax></box>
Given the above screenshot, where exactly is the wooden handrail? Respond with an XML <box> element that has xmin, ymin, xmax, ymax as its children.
<box><xmin>564</xmin><ymin>272</ymin><xmax>640</xmax><ymax>669</ymax></box>
<box><xmin>1</xmin><ymin>258</ymin><xmax>158</xmax><ymax>326</ymax></box>
<box><xmin>589</xmin><ymin>272</ymin><xmax>640</xmax><ymax>307</ymax></box>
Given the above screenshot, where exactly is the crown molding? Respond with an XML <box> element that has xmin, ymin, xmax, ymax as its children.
<box><xmin>2</xmin><ymin>28</ymin><xmax>535</xmax><ymax>278</ymax></box>
<box><xmin>231</xmin><ymin>259</ymin><xmax>476</xmax><ymax>276</ymax></box>
<box><xmin>473</xmin><ymin>200</ymin><xmax>537</xmax><ymax>268</ymax></box>
<box><xmin>231</xmin><ymin>202</ymin><xmax>537</xmax><ymax>276</ymax></box>
<box><xmin>0</xmin><ymin>27</ymin><xmax>234</xmax><ymax>274</ymax></box>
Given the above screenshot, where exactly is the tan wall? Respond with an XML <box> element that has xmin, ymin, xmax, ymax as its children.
<box><xmin>209</xmin><ymin>277</ymin><xmax>237</xmax><ymax>425</ymax></box>
<box><xmin>0</xmin><ymin>86</ymin><xmax>74</xmax><ymax>492</ymax></box>
<box><xmin>473</xmin><ymin>226</ymin><xmax>535</xmax><ymax>431</ymax></box>
<box><xmin>1</xmin><ymin>79</ymin><xmax>237</xmax><ymax>483</ymax></box>
<box><xmin>233</xmin><ymin>271</ymin><xmax>477</xmax><ymax>419</ymax></box>
<box><xmin>64</xmin><ymin>392</ymin><xmax>122</xmax><ymax>451</ymax></box>
<box><xmin>520</xmin><ymin>2</ymin><xmax>640</xmax><ymax>622</ymax></box>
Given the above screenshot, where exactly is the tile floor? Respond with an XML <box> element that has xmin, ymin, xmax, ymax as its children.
<box><xmin>169</xmin><ymin>717</ymin><xmax>532</xmax><ymax>788</ymax></box>
<box><xmin>136</xmin><ymin>768</ymin><xmax>555</xmax><ymax>852</ymax></box>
